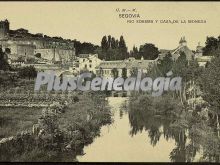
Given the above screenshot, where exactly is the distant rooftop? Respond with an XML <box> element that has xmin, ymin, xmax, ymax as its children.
<box><xmin>179</xmin><ymin>36</ymin><xmax>187</xmax><ymax>44</ymax></box>
<box><xmin>96</xmin><ymin>58</ymin><xmax>157</xmax><ymax>70</ymax></box>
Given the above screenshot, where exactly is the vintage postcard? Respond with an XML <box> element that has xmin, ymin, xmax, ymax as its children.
<box><xmin>0</xmin><ymin>1</ymin><xmax>220</xmax><ymax>163</ymax></box>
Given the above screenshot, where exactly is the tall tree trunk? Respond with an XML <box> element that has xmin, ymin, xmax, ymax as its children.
<box><xmin>193</xmin><ymin>80</ymin><xmax>195</xmax><ymax>110</ymax></box>
<box><xmin>180</xmin><ymin>89</ymin><xmax>184</xmax><ymax>106</ymax></box>
<box><xmin>183</xmin><ymin>83</ymin><xmax>186</xmax><ymax>102</ymax></box>
<box><xmin>216</xmin><ymin>113</ymin><xmax>220</xmax><ymax>137</ymax></box>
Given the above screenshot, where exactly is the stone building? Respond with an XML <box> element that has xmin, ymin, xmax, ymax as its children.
<box><xmin>0</xmin><ymin>19</ymin><xmax>75</xmax><ymax>63</ymax></box>
<box><xmin>0</xmin><ymin>19</ymin><xmax>9</xmax><ymax>39</ymax></box>
<box><xmin>159</xmin><ymin>37</ymin><xmax>194</xmax><ymax>61</ymax></box>
<box><xmin>96</xmin><ymin>57</ymin><xmax>158</xmax><ymax>78</ymax></box>
<box><xmin>194</xmin><ymin>42</ymin><xmax>203</xmax><ymax>57</ymax></box>
<box><xmin>96</xmin><ymin>60</ymin><xmax>126</xmax><ymax>78</ymax></box>
<box><xmin>195</xmin><ymin>56</ymin><xmax>213</xmax><ymax>67</ymax></box>
<box><xmin>73</xmin><ymin>54</ymin><xmax>102</xmax><ymax>74</ymax></box>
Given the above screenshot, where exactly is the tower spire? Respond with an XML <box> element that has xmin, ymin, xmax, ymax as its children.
<box><xmin>179</xmin><ymin>36</ymin><xmax>187</xmax><ymax>46</ymax></box>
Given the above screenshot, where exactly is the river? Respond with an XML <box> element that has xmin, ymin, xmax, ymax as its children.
<box><xmin>77</xmin><ymin>97</ymin><xmax>189</xmax><ymax>162</ymax></box>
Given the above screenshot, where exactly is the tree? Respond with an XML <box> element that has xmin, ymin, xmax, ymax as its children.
<box><xmin>106</xmin><ymin>48</ymin><xmax>114</xmax><ymax>61</ymax></box>
<box><xmin>130</xmin><ymin>45</ymin><xmax>139</xmax><ymax>58</ymax></box>
<box><xmin>0</xmin><ymin>48</ymin><xmax>10</xmax><ymax>71</ymax></box>
<box><xmin>111</xmin><ymin>37</ymin><xmax>116</xmax><ymax>49</ymax></box>
<box><xmin>200</xmin><ymin>52</ymin><xmax>220</xmax><ymax>136</ymax></box>
<box><xmin>73</xmin><ymin>40</ymin><xmax>99</xmax><ymax>55</ymax></box>
<box><xmin>97</xmin><ymin>67</ymin><xmax>104</xmax><ymax>77</ymax></box>
<box><xmin>107</xmin><ymin>35</ymin><xmax>112</xmax><ymax>49</ymax></box>
<box><xmin>111</xmin><ymin>68</ymin><xmax>118</xmax><ymax>78</ymax></box>
<box><xmin>119</xmin><ymin>36</ymin><xmax>126</xmax><ymax>49</ymax></box>
<box><xmin>172</xmin><ymin>52</ymin><xmax>188</xmax><ymax>79</ymax></box>
<box><xmin>133</xmin><ymin>45</ymin><xmax>139</xmax><ymax>58</ymax></box>
<box><xmin>5</xmin><ymin>48</ymin><xmax>11</xmax><ymax>54</ymax></box>
<box><xmin>18</xmin><ymin>66</ymin><xmax>37</xmax><ymax>80</ymax></box>
<box><xmin>99</xmin><ymin>35</ymin><xmax>128</xmax><ymax>61</ymax></box>
<box><xmin>158</xmin><ymin>52</ymin><xmax>174</xmax><ymax>76</ymax></box>
<box><xmin>26</xmin><ymin>57</ymin><xmax>36</xmax><ymax>64</ymax></box>
<box><xmin>203</xmin><ymin>36</ymin><xmax>220</xmax><ymax>56</ymax></box>
<box><xmin>35</xmin><ymin>53</ymin><xmax>41</xmax><ymax>58</ymax></box>
<box><xmin>115</xmin><ymin>39</ymin><xmax>119</xmax><ymax>49</ymax></box>
<box><xmin>101</xmin><ymin>36</ymin><xmax>108</xmax><ymax>51</ymax></box>
<box><xmin>119</xmin><ymin>35</ymin><xmax>128</xmax><ymax>60</ymax></box>
<box><xmin>122</xmin><ymin>68</ymin><xmax>127</xmax><ymax>79</ymax></box>
<box><xmin>139</xmin><ymin>43</ymin><xmax>159</xmax><ymax>60</ymax></box>
<box><xmin>130</xmin><ymin>67</ymin><xmax>138</xmax><ymax>77</ymax></box>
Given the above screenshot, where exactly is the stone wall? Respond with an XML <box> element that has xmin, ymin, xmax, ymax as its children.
<box><xmin>34</xmin><ymin>48</ymin><xmax>74</xmax><ymax>62</ymax></box>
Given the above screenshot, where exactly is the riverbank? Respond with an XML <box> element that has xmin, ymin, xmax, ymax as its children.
<box><xmin>0</xmin><ymin>107</ymin><xmax>42</xmax><ymax>138</ymax></box>
<box><xmin>77</xmin><ymin>97</ymin><xmax>176</xmax><ymax>162</ymax></box>
<box><xmin>128</xmin><ymin>93</ymin><xmax>220</xmax><ymax>162</ymax></box>
<box><xmin>0</xmin><ymin>91</ymin><xmax>112</xmax><ymax>162</ymax></box>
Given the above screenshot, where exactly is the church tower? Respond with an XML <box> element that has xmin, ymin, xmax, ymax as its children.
<box><xmin>179</xmin><ymin>36</ymin><xmax>187</xmax><ymax>47</ymax></box>
<box><xmin>0</xmin><ymin>19</ymin><xmax>9</xmax><ymax>40</ymax></box>
<box><xmin>195</xmin><ymin>42</ymin><xmax>203</xmax><ymax>57</ymax></box>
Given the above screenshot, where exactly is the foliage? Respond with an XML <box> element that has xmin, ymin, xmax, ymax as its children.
<box><xmin>130</xmin><ymin>67</ymin><xmax>138</xmax><ymax>77</ymax></box>
<box><xmin>200</xmin><ymin>52</ymin><xmax>220</xmax><ymax>112</ymax></box>
<box><xmin>130</xmin><ymin>45</ymin><xmax>139</xmax><ymax>58</ymax></box>
<box><xmin>18</xmin><ymin>66</ymin><xmax>37</xmax><ymax>80</ymax></box>
<box><xmin>5</xmin><ymin>48</ymin><xmax>11</xmax><ymax>54</ymax></box>
<box><xmin>138</xmin><ymin>43</ymin><xmax>159</xmax><ymax>60</ymax></box>
<box><xmin>26</xmin><ymin>57</ymin><xmax>37</xmax><ymax>64</ymax></box>
<box><xmin>99</xmin><ymin>35</ymin><xmax>128</xmax><ymax>60</ymax></box>
<box><xmin>111</xmin><ymin>68</ymin><xmax>119</xmax><ymax>78</ymax></box>
<box><xmin>122</xmin><ymin>68</ymin><xmax>127</xmax><ymax>79</ymax></box>
<box><xmin>203</xmin><ymin>36</ymin><xmax>220</xmax><ymax>56</ymax></box>
<box><xmin>34</xmin><ymin>53</ymin><xmax>41</xmax><ymax>58</ymax></box>
<box><xmin>157</xmin><ymin>52</ymin><xmax>174</xmax><ymax>76</ymax></box>
<box><xmin>73</xmin><ymin>40</ymin><xmax>99</xmax><ymax>55</ymax></box>
<box><xmin>0</xmin><ymin>48</ymin><xmax>10</xmax><ymax>71</ymax></box>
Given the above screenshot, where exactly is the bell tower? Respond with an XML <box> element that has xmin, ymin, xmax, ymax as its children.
<box><xmin>0</xmin><ymin>19</ymin><xmax>9</xmax><ymax>40</ymax></box>
<box><xmin>179</xmin><ymin>36</ymin><xmax>187</xmax><ymax>47</ymax></box>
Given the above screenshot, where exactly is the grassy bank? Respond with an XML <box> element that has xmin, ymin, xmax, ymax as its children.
<box><xmin>0</xmin><ymin>107</ymin><xmax>42</xmax><ymax>138</ymax></box>
<box><xmin>0</xmin><ymin>91</ymin><xmax>112</xmax><ymax>162</ymax></box>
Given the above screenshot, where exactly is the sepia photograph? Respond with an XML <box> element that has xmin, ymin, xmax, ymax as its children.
<box><xmin>0</xmin><ymin>1</ymin><xmax>220</xmax><ymax>163</ymax></box>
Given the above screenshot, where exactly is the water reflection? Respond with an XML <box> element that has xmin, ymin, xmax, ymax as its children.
<box><xmin>76</xmin><ymin>95</ymin><xmax>219</xmax><ymax>162</ymax></box>
<box><xmin>128</xmin><ymin>98</ymin><xmax>201</xmax><ymax>162</ymax></box>
<box><xmin>77</xmin><ymin>97</ymin><xmax>176</xmax><ymax>162</ymax></box>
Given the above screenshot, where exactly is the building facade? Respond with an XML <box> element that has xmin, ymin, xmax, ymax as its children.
<box><xmin>73</xmin><ymin>54</ymin><xmax>102</xmax><ymax>74</ymax></box>
<box><xmin>0</xmin><ymin>19</ymin><xmax>75</xmax><ymax>63</ymax></box>
<box><xmin>159</xmin><ymin>37</ymin><xmax>194</xmax><ymax>61</ymax></box>
<box><xmin>96</xmin><ymin>57</ymin><xmax>158</xmax><ymax>78</ymax></box>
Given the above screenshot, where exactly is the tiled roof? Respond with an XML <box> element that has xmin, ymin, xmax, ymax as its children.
<box><xmin>172</xmin><ymin>46</ymin><xmax>194</xmax><ymax>60</ymax></box>
<box><xmin>196</xmin><ymin>56</ymin><xmax>213</xmax><ymax>62</ymax></box>
<box><xmin>79</xmin><ymin>54</ymin><xmax>90</xmax><ymax>58</ymax></box>
<box><xmin>96</xmin><ymin>61</ymin><xmax>125</xmax><ymax>69</ymax></box>
<box><xmin>125</xmin><ymin>60</ymin><xmax>155</xmax><ymax>69</ymax></box>
<box><xmin>96</xmin><ymin>59</ymin><xmax>156</xmax><ymax>70</ymax></box>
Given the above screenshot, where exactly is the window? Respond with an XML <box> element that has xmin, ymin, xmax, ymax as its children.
<box><xmin>85</xmin><ymin>64</ymin><xmax>87</xmax><ymax>68</ymax></box>
<box><xmin>89</xmin><ymin>60</ymin><xmax>92</xmax><ymax>63</ymax></box>
<box><xmin>83</xmin><ymin>59</ymin><xmax>85</xmax><ymax>62</ymax></box>
<box><xmin>89</xmin><ymin>64</ymin><xmax>92</xmax><ymax>68</ymax></box>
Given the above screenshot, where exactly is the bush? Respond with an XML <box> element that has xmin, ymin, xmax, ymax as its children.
<box><xmin>18</xmin><ymin>66</ymin><xmax>37</xmax><ymax>80</ymax></box>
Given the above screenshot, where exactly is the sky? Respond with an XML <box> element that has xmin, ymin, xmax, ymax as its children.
<box><xmin>1</xmin><ymin>2</ymin><xmax>220</xmax><ymax>51</ymax></box>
